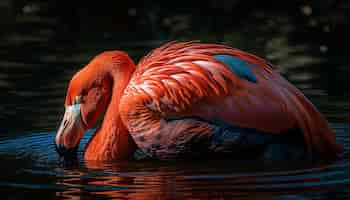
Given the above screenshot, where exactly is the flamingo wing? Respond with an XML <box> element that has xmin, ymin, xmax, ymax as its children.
<box><xmin>119</xmin><ymin>41</ymin><xmax>342</xmax><ymax>160</ymax></box>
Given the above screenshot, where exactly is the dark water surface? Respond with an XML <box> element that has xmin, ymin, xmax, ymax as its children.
<box><xmin>0</xmin><ymin>126</ymin><xmax>350</xmax><ymax>199</ymax></box>
<box><xmin>1</xmin><ymin>2</ymin><xmax>350</xmax><ymax>199</ymax></box>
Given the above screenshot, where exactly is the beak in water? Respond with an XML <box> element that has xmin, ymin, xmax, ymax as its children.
<box><xmin>55</xmin><ymin>104</ymin><xmax>86</xmax><ymax>159</ymax></box>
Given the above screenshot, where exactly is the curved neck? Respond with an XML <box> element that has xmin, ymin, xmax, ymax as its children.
<box><xmin>84</xmin><ymin>53</ymin><xmax>137</xmax><ymax>161</ymax></box>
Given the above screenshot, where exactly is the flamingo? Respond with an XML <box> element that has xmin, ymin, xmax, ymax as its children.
<box><xmin>55</xmin><ymin>41</ymin><xmax>343</xmax><ymax>162</ymax></box>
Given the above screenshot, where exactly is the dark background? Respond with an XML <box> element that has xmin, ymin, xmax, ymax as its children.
<box><xmin>0</xmin><ymin>0</ymin><xmax>349</xmax><ymax>135</ymax></box>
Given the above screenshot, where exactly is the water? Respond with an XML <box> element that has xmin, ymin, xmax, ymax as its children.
<box><xmin>1</xmin><ymin>1</ymin><xmax>350</xmax><ymax>199</ymax></box>
<box><xmin>0</xmin><ymin>127</ymin><xmax>350</xmax><ymax>199</ymax></box>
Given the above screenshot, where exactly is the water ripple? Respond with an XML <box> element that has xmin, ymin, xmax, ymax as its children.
<box><xmin>0</xmin><ymin>125</ymin><xmax>349</xmax><ymax>199</ymax></box>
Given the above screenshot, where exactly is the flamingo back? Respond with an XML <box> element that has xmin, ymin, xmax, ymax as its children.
<box><xmin>120</xmin><ymin>41</ymin><xmax>342</xmax><ymax>160</ymax></box>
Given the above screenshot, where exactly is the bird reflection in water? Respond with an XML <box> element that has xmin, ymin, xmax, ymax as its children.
<box><xmin>54</xmin><ymin>159</ymin><xmax>331</xmax><ymax>200</ymax></box>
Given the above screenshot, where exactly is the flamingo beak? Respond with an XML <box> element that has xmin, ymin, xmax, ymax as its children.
<box><xmin>55</xmin><ymin>104</ymin><xmax>86</xmax><ymax>159</ymax></box>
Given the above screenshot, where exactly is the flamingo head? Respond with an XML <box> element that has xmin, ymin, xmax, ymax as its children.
<box><xmin>55</xmin><ymin>53</ymin><xmax>115</xmax><ymax>158</ymax></box>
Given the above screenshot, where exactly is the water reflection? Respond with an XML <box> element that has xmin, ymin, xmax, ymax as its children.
<box><xmin>54</xmin><ymin>158</ymin><xmax>350</xmax><ymax>199</ymax></box>
<box><xmin>0</xmin><ymin>125</ymin><xmax>348</xmax><ymax>199</ymax></box>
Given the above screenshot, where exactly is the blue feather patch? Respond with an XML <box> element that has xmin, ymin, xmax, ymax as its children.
<box><xmin>213</xmin><ymin>54</ymin><xmax>258</xmax><ymax>83</ymax></box>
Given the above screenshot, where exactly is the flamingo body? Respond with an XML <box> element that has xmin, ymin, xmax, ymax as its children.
<box><xmin>55</xmin><ymin>41</ymin><xmax>343</xmax><ymax>162</ymax></box>
<box><xmin>213</xmin><ymin>54</ymin><xmax>258</xmax><ymax>83</ymax></box>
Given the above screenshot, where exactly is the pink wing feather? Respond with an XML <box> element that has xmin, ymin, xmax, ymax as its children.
<box><xmin>120</xmin><ymin>41</ymin><xmax>342</xmax><ymax>159</ymax></box>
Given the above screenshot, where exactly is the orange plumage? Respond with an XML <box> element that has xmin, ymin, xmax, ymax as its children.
<box><xmin>55</xmin><ymin>41</ymin><xmax>343</xmax><ymax>162</ymax></box>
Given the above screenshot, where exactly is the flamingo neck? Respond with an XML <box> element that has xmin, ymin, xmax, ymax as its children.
<box><xmin>84</xmin><ymin>57</ymin><xmax>137</xmax><ymax>161</ymax></box>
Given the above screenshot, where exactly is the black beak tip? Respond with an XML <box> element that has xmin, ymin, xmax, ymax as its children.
<box><xmin>54</xmin><ymin>142</ymin><xmax>78</xmax><ymax>161</ymax></box>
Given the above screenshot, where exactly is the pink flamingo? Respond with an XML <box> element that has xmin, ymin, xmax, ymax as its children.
<box><xmin>55</xmin><ymin>41</ymin><xmax>343</xmax><ymax>161</ymax></box>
